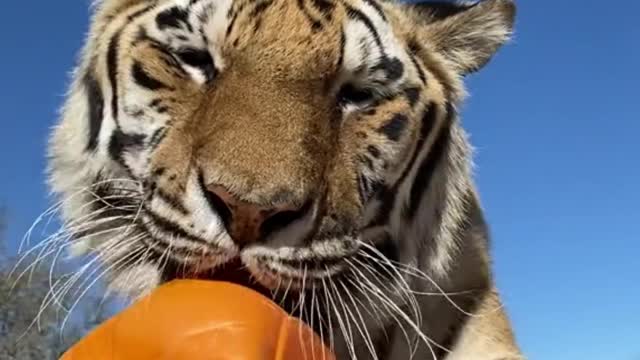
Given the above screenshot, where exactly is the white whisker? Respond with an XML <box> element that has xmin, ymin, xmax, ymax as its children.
<box><xmin>321</xmin><ymin>276</ymin><xmax>336</xmax><ymax>354</ymax></box>
<box><xmin>325</xmin><ymin>276</ymin><xmax>356</xmax><ymax>360</ymax></box>
<box><xmin>60</xmin><ymin>245</ymin><xmax>146</xmax><ymax>332</ymax></box>
<box><xmin>329</xmin><ymin>276</ymin><xmax>358</xmax><ymax>359</ymax></box>
<box><xmin>339</xmin><ymin>280</ymin><xmax>379</xmax><ymax>360</ymax></box>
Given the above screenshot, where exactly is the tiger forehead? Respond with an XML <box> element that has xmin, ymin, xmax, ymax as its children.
<box><xmin>146</xmin><ymin>0</ymin><xmax>392</xmax><ymax>78</ymax></box>
<box><xmin>219</xmin><ymin>0</ymin><xmax>346</xmax><ymax>75</ymax></box>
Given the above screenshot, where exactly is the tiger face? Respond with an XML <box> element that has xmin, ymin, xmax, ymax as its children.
<box><xmin>49</xmin><ymin>0</ymin><xmax>515</xmax><ymax>302</ymax></box>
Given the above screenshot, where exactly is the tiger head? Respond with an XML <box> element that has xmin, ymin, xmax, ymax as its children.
<box><xmin>48</xmin><ymin>0</ymin><xmax>515</xmax><ymax>299</ymax></box>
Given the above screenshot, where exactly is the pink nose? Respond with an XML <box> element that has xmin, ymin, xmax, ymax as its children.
<box><xmin>204</xmin><ymin>185</ymin><xmax>306</xmax><ymax>247</ymax></box>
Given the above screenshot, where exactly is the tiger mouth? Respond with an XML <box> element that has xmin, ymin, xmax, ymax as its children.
<box><xmin>163</xmin><ymin>254</ymin><xmax>351</xmax><ymax>304</ymax></box>
<box><xmin>167</xmin><ymin>259</ymin><xmax>275</xmax><ymax>300</ymax></box>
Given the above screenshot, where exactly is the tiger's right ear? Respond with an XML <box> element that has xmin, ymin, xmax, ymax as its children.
<box><xmin>397</xmin><ymin>0</ymin><xmax>516</xmax><ymax>75</ymax></box>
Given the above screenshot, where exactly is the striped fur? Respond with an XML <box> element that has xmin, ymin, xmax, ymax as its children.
<box><xmin>47</xmin><ymin>0</ymin><xmax>522</xmax><ymax>358</ymax></box>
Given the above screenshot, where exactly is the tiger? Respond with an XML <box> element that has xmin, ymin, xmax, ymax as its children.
<box><xmin>46</xmin><ymin>0</ymin><xmax>522</xmax><ymax>358</ymax></box>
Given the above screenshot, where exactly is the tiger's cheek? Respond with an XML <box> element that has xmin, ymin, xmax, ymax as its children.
<box><xmin>148</xmin><ymin>125</ymin><xmax>194</xmax><ymax>195</ymax></box>
<box><xmin>326</xmin><ymin>92</ymin><xmax>422</xmax><ymax>223</ymax></box>
<box><xmin>112</xmin><ymin>37</ymin><xmax>205</xmax><ymax>179</ymax></box>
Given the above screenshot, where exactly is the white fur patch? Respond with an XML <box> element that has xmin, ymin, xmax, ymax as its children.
<box><xmin>107</xmin><ymin>262</ymin><xmax>162</xmax><ymax>300</ymax></box>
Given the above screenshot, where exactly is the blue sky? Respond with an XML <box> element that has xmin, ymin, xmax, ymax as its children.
<box><xmin>1</xmin><ymin>1</ymin><xmax>638</xmax><ymax>359</ymax></box>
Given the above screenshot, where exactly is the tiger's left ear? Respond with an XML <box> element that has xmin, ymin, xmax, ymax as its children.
<box><xmin>398</xmin><ymin>0</ymin><xmax>516</xmax><ymax>74</ymax></box>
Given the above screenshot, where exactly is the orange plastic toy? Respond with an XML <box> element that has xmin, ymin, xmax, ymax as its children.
<box><xmin>61</xmin><ymin>280</ymin><xmax>335</xmax><ymax>360</ymax></box>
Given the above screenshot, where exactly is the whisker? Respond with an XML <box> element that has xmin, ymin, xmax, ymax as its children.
<box><xmin>330</xmin><ymin>276</ymin><xmax>360</xmax><ymax>359</ymax></box>
<box><xmin>299</xmin><ymin>266</ymin><xmax>309</xmax><ymax>360</ymax></box>
<box><xmin>70</xmin><ymin>234</ymin><xmax>146</xmax><ymax>299</ymax></box>
<box><xmin>279</xmin><ymin>278</ymin><xmax>293</xmax><ymax>308</ymax></box>
<box><xmin>49</xmin><ymin>234</ymin><xmax>140</xmax><ymax>311</ymax></box>
<box><xmin>349</xmin><ymin>264</ymin><xmax>447</xmax><ymax>359</ymax></box>
<box><xmin>355</xmin><ymin>242</ymin><xmax>423</xmax><ymax>325</ymax></box>
<box><xmin>311</xmin><ymin>282</ymin><xmax>329</xmax><ymax>360</ymax></box>
<box><xmin>30</xmin><ymin>248</ymin><xmax>113</xmax><ymax>337</ymax></box>
<box><xmin>11</xmin><ymin>207</ymin><xmax>133</xmax><ymax>280</ymax></box>
<box><xmin>60</xmin><ymin>244</ymin><xmax>146</xmax><ymax>332</ymax></box>
<box><xmin>18</xmin><ymin>177</ymin><xmax>140</xmax><ymax>252</ymax></box>
<box><xmin>339</xmin><ymin>280</ymin><xmax>379</xmax><ymax>360</ymax></box>
<box><xmin>361</xmin><ymin>245</ymin><xmax>490</xmax><ymax>317</ymax></box>
<box><xmin>324</xmin><ymin>276</ymin><xmax>356</xmax><ymax>360</ymax></box>
<box><xmin>320</xmin><ymin>276</ymin><xmax>336</xmax><ymax>354</ymax></box>
<box><xmin>9</xmin><ymin>220</ymin><xmax>135</xmax><ymax>293</ymax></box>
<box><xmin>309</xmin><ymin>282</ymin><xmax>317</xmax><ymax>360</ymax></box>
<box><xmin>344</xmin><ymin>261</ymin><xmax>415</xmax><ymax>357</ymax></box>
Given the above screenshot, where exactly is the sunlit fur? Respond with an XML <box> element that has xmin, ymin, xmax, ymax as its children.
<box><xmin>37</xmin><ymin>0</ymin><xmax>523</xmax><ymax>358</ymax></box>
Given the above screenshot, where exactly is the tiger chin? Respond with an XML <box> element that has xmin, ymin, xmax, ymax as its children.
<box><xmin>47</xmin><ymin>0</ymin><xmax>522</xmax><ymax>358</ymax></box>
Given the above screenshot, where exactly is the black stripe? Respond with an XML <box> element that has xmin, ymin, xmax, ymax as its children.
<box><xmin>337</xmin><ymin>83</ymin><xmax>374</xmax><ymax>106</ymax></box>
<box><xmin>297</xmin><ymin>0</ymin><xmax>323</xmax><ymax>30</ymax></box>
<box><xmin>108</xmin><ymin>129</ymin><xmax>146</xmax><ymax>167</ymax></box>
<box><xmin>408</xmin><ymin>49</ymin><xmax>427</xmax><ymax>84</ymax></box>
<box><xmin>155</xmin><ymin>188</ymin><xmax>189</xmax><ymax>215</ymax></box>
<box><xmin>405</xmin><ymin>103</ymin><xmax>455</xmax><ymax>219</ymax></box>
<box><xmin>344</xmin><ymin>4</ymin><xmax>386</xmax><ymax>57</ymax></box>
<box><xmin>358</xmin><ymin>174</ymin><xmax>383</xmax><ymax>203</ymax></box>
<box><xmin>368</xmin><ymin>186</ymin><xmax>393</xmax><ymax>228</ymax></box>
<box><xmin>84</xmin><ymin>71</ymin><xmax>104</xmax><ymax>151</ymax></box>
<box><xmin>143</xmin><ymin>207</ymin><xmax>210</xmax><ymax>245</ymax></box>
<box><xmin>362</xmin><ymin>0</ymin><xmax>386</xmax><ymax>21</ymax></box>
<box><xmin>127</xmin><ymin>3</ymin><xmax>157</xmax><ymax>21</ymax></box>
<box><xmin>107</xmin><ymin>30</ymin><xmax>122</xmax><ymax>122</ymax></box>
<box><xmin>156</xmin><ymin>7</ymin><xmax>192</xmax><ymax>32</ymax></box>
<box><xmin>367</xmin><ymin>102</ymin><xmax>438</xmax><ymax>227</ymax></box>
<box><xmin>249</xmin><ymin>0</ymin><xmax>273</xmax><ymax>33</ymax></box>
<box><xmin>104</xmin><ymin>5</ymin><xmax>158</xmax><ymax>124</ymax></box>
<box><xmin>358</xmin><ymin>174</ymin><xmax>369</xmax><ymax>203</ymax></box>
<box><xmin>250</xmin><ymin>0</ymin><xmax>274</xmax><ymax>17</ymax></box>
<box><xmin>374</xmin><ymin>231</ymin><xmax>398</xmax><ymax>263</ymax></box>
<box><xmin>225</xmin><ymin>6</ymin><xmax>240</xmax><ymax>39</ymax></box>
<box><xmin>369</xmin><ymin>179</ymin><xmax>384</xmax><ymax>201</ymax></box>
<box><xmin>336</xmin><ymin>30</ymin><xmax>346</xmax><ymax>69</ymax></box>
<box><xmin>400</xmin><ymin>103</ymin><xmax>439</xmax><ymax>182</ymax></box>
<box><xmin>253</xmin><ymin>18</ymin><xmax>263</xmax><ymax>33</ymax></box>
<box><xmin>367</xmin><ymin>145</ymin><xmax>380</xmax><ymax>158</ymax></box>
<box><xmin>148</xmin><ymin>127</ymin><xmax>167</xmax><ymax>150</ymax></box>
<box><xmin>146</xmin><ymin>40</ymin><xmax>188</xmax><ymax>77</ymax></box>
<box><xmin>378</xmin><ymin>113</ymin><xmax>408</xmax><ymax>141</ymax></box>
<box><xmin>132</xmin><ymin>61</ymin><xmax>171</xmax><ymax>90</ymax></box>
<box><xmin>175</xmin><ymin>48</ymin><xmax>217</xmax><ymax>82</ymax></box>
<box><xmin>371</xmin><ymin>57</ymin><xmax>404</xmax><ymax>82</ymax></box>
<box><xmin>410</xmin><ymin>1</ymin><xmax>477</xmax><ymax>23</ymax></box>
<box><xmin>310</xmin><ymin>0</ymin><xmax>335</xmax><ymax>18</ymax></box>
<box><xmin>403</xmin><ymin>86</ymin><xmax>421</xmax><ymax>108</ymax></box>
<box><xmin>175</xmin><ymin>49</ymin><xmax>215</xmax><ymax>81</ymax></box>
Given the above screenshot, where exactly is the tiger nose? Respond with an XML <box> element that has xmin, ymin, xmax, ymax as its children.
<box><xmin>204</xmin><ymin>185</ymin><xmax>308</xmax><ymax>247</ymax></box>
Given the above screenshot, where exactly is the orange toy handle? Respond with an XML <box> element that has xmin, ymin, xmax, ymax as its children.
<box><xmin>61</xmin><ymin>280</ymin><xmax>335</xmax><ymax>360</ymax></box>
